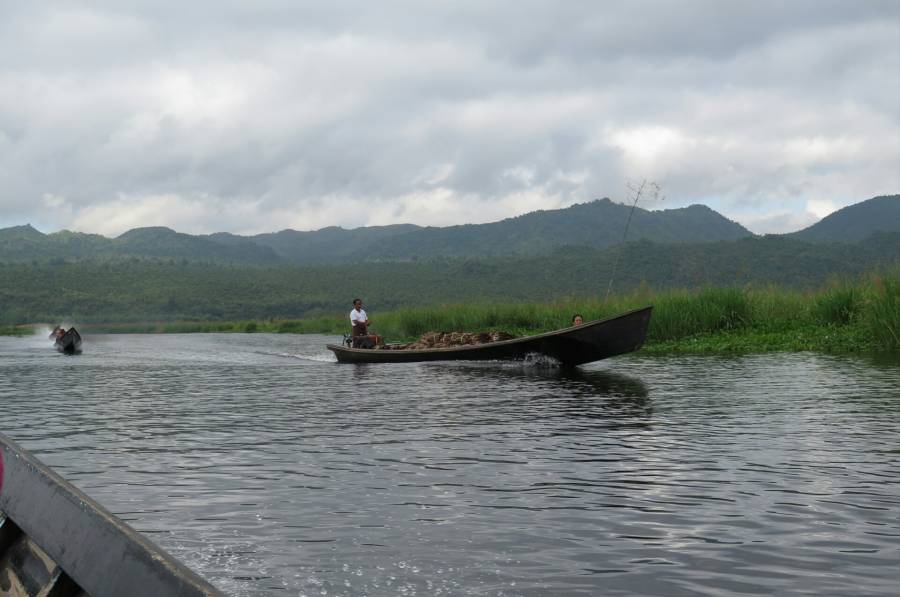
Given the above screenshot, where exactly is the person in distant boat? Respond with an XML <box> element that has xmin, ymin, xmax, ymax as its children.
<box><xmin>351</xmin><ymin>298</ymin><xmax>369</xmax><ymax>335</ymax></box>
<box><xmin>350</xmin><ymin>298</ymin><xmax>381</xmax><ymax>348</ymax></box>
<box><xmin>571</xmin><ymin>314</ymin><xmax>584</xmax><ymax>326</ymax></box>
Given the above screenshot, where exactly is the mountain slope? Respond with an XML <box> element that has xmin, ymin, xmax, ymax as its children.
<box><xmin>351</xmin><ymin>199</ymin><xmax>752</xmax><ymax>261</ymax></box>
<box><xmin>0</xmin><ymin>226</ymin><xmax>281</xmax><ymax>264</ymax></box>
<box><xmin>0</xmin><ymin>226</ymin><xmax>111</xmax><ymax>261</ymax></box>
<box><xmin>116</xmin><ymin>227</ymin><xmax>281</xmax><ymax>263</ymax></box>
<box><xmin>0</xmin><ymin>200</ymin><xmax>752</xmax><ymax>264</ymax></box>
<box><xmin>242</xmin><ymin>224</ymin><xmax>421</xmax><ymax>264</ymax></box>
<box><xmin>2</xmin><ymin>195</ymin><xmax>896</xmax><ymax>265</ymax></box>
<box><xmin>790</xmin><ymin>195</ymin><xmax>900</xmax><ymax>243</ymax></box>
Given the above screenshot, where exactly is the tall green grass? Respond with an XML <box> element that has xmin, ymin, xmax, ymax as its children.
<box><xmin>339</xmin><ymin>270</ymin><xmax>898</xmax><ymax>353</ymax></box>
<box><xmin>866</xmin><ymin>268</ymin><xmax>900</xmax><ymax>351</ymax></box>
<box><xmin>370</xmin><ymin>287</ymin><xmax>753</xmax><ymax>343</ymax></box>
<box><xmin>812</xmin><ymin>284</ymin><xmax>861</xmax><ymax>326</ymax></box>
<box><xmin>14</xmin><ymin>269</ymin><xmax>897</xmax><ymax>353</ymax></box>
<box><xmin>650</xmin><ymin>287</ymin><xmax>751</xmax><ymax>341</ymax></box>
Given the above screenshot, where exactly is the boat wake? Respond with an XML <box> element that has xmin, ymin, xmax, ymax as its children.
<box><xmin>263</xmin><ymin>350</ymin><xmax>336</xmax><ymax>363</ymax></box>
<box><xmin>521</xmin><ymin>352</ymin><xmax>562</xmax><ymax>368</ymax></box>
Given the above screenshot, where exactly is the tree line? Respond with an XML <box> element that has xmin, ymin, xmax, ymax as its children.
<box><xmin>2</xmin><ymin>233</ymin><xmax>897</xmax><ymax>325</ymax></box>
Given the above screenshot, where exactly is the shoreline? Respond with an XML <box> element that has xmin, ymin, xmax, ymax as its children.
<box><xmin>4</xmin><ymin>274</ymin><xmax>897</xmax><ymax>354</ymax></box>
<box><xmin>4</xmin><ymin>320</ymin><xmax>895</xmax><ymax>357</ymax></box>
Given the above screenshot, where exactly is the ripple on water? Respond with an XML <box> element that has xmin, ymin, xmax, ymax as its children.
<box><xmin>1</xmin><ymin>335</ymin><xmax>899</xmax><ymax>596</ymax></box>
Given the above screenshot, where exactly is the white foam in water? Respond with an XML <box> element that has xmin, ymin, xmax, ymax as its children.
<box><xmin>276</xmin><ymin>351</ymin><xmax>337</xmax><ymax>363</ymax></box>
<box><xmin>20</xmin><ymin>326</ymin><xmax>56</xmax><ymax>349</ymax></box>
<box><xmin>521</xmin><ymin>352</ymin><xmax>561</xmax><ymax>368</ymax></box>
<box><xmin>250</xmin><ymin>348</ymin><xmax>338</xmax><ymax>362</ymax></box>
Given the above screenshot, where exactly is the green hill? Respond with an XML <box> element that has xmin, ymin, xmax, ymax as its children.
<box><xmin>789</xmin><ymin>195</ymin><xmax>900</xmax><ymax>243</ymax></box>
<box><xmin>340</xmin><ymin>199</ymin><xmax>751</xmax><ymax>261</ymax></box>
<box><xmin>10</xmin><ymin>196</ymin><xmax>900</xmax><ymax>265</ymax></box>
<box><xmin>118</xmin><ymin>227</ymin><xmax>281</xmax><ymax>263</ymax></box>
<box><xmin>0</xmin><ymin>226</ymin><xmax>110</xmax><ymax>262</ymax></box>
<box><xmin>0</xmin><ymin>225</ymin><xmax>281</xmax><ymax>264</ymax></box>
<box><xmin>240</xmin><ymin>224</ymin><xmax>421</xmax><ymax>264</ymax></box>
<box><xmin>5</xmin><ymin>196</ymin><xmax>898</xmax><ymax>266</ymax></box>
<box><xmin>0</xmin><ymin>199</ymin><xmax>751</xmax><ymax>264</ymax></box>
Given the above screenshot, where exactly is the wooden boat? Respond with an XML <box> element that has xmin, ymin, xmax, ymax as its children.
<box><xmin>0</xmin><ymin>432</ymin><xmax>223</xmax><ymax>597</ymax></box>
<box><xmin>53</xmin><ymin>327</ymin><xmax>82</xmax><ymax>354</ymax></box>
<box><xmin>327</xmin><ymin>306</ymin><xmax>652</xmax><ymax>366</ymax></box>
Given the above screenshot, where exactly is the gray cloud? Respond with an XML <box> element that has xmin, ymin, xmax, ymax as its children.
<box><xmin>1</xmin><ymin>1</ymin><xmax>897</xmax><ymax>235</ymax></box>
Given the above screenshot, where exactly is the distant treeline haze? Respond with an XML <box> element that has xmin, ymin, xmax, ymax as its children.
<box><xmin>1</xmin><ymin>234</ymin><xmax>897</xmax><ymax>325</ymax></box>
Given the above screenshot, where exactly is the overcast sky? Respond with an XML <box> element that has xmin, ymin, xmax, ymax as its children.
<box><xmin>1</xmin><ymin>1</ymin><xmax>898</xmax><ymax>236</ymax></box>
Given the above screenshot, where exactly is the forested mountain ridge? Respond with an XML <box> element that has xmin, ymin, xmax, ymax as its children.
<box><xmin>1</xmin><ymin>195</ymin><xmax>895</xmax><ymax>268</ymax></box>
<box><xmin>0</xmin><ymin>198</ymin><xmax>751</xmax><ymax>264</ymax></box>
<box><xmin>240</xmin><ymin>223</ymin><xmax>421</xmax><ymax>264</ymax></box>
<box><xmin>344</xmin><ymin>200</ymin><xmax>751</xmax><ymax>261</ymax></box>
<box><xmin>0</xmin><ymin>225</ymin><xmax>282</xmax><ymax>264</ymax></box>
<box><xmin>788</xmin><ymin>195</ymin><xmax>900</xmax><ymax>243</ymax></box>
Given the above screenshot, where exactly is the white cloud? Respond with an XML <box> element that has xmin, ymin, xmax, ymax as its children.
<box><xmin>806</xmin><ymin>199</ymin><xmax>839</xmax><ymax>219</ymax></box>
<box><xmin>0</xmin><ymin>1</ymin><xmax>897</xmax><ymax>235</ymax></box>
<box><xmin>610</xmin><ymin>126</ymin><xmax>691</xmax><ymax>171</ymax></box>
<box><xmin>738</xmin><ymin>210</ymin><xmax>822</xmax><ymax>235</ymax></box>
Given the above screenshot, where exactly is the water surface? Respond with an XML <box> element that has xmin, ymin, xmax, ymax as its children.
<box><xmin>1</xmin><ymin>333</ymin><xmax>898</xmax><ymax>596</ymax></box>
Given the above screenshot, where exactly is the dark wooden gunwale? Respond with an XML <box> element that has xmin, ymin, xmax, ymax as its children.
<box><xmin>327</xmin><ymin>305</ymin><xmax>652</xmax><ymax>365</ymax></box>
<box><xmin>0</xmin><ymin>432</ymin><xmax>224</xmax><ymax>597</ymax></box>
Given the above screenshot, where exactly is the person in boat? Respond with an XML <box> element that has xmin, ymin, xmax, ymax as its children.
<box><xmin>350</xmin><ymin>298</ymin><xmax>381</xmax><ymax>348</ymax></box>
<box><xmin>572</xmin><ymin>314</ymin><xmax>584</xmax><ymax>326</ymax></box>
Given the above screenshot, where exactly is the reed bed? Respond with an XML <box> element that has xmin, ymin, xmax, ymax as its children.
<box><xmin>339</xmin><ymin>269</ymin><xmax>899</xmax><ymax>353</ymax></box>
<box><xmin>14</xmin><ymin>269</ymin><xmax>898</xmax><ymax>353</ymax></box>
<box><xmin>866</xmin><ymin>271</ymin><xmax>899</xmax><ymax>350</ymax></box>
<box><xmin>0</xmin><ymin>324</ymin><xmax>31</xmax><ymax>336</ymax></box>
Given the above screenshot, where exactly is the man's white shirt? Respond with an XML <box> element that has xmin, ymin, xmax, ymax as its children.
<box><xmin>350</xmin><ymin>308</ymin><xmax>368</xmax><ymax>325</ymax></box>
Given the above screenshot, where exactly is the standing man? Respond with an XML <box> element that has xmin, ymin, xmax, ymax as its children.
<box><xmin>350</xmin><ymin>298</ymin><xmax>373</xmax><ymax>348</ymax></box>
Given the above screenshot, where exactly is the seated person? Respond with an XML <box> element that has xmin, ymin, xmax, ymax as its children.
<box><xmin>571</xmin><ymin>314</ymin><xmax>584</xmax><ymax>326</ymax></box>
<box><xmin>350</xmin><ymin>298</ymin><xmax>381</xmax><ymax>348</ymax></box>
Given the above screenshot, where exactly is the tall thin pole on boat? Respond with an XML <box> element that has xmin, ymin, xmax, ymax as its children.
<box><xmin>603</xmin><ymin>180</ymin><xmax>661</xmax><ymax>305</ymax></box>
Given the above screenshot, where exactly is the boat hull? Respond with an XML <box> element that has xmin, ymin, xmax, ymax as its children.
<box><xmin>54</xmin><ymin>328</ymin><xmax>82</xmax><ymax>354</ymax></box>
<box><xmin>327</xmin><ymin>306</ymin><xmax>652</xmax><ymax>366</ymax></box>
<box><xmin>0</xmin><ymin>433</ymin><xmax>223</xmax><ymax>597</ymax></box>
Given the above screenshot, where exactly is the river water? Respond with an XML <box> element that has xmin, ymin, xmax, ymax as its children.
<box><xmin>1</xmin><ymin>333</ymin><xmax>898</xmax><ymax>596</ymax></box>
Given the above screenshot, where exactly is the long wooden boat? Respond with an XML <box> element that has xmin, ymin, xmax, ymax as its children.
<box><xmin>327</xmin><ymin>306</ymin><xmax>652</xmax><ymax>366</ymax></box>
<box><xmin>0</xmin><ymin>433</ymin><xmax>223</xmax><ymax>597</ymax></box>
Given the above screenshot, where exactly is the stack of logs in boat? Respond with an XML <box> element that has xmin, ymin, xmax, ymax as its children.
<box><xmin>388</xmin><ymin>330</ymin><xmax>516</xmax><ymax>350</ymax></box>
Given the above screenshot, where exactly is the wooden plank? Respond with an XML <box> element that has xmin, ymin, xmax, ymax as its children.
<box><xmin>0</xmin><ymin>534</ymin><xmax>63</xmax><ymax>597</ymax></box>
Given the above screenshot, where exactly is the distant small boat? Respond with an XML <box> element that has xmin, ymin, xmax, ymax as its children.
<box><xmin>327</xmin><ymin>306</ymin><xmax>653</xmax><ymax>366</ymax></box>
<box><xmin>0</xmin><ymin>432</ymin><xmax>223</xmax><ymax>597</ymax></box>
<box><xmin>52</xmin><ymin>327</ymin><xmax>82</xmax><ymax>354</ymax></box>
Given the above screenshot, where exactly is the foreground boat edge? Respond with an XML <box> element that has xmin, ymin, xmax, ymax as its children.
<box><xmin>0</xmin><ymin>432</ymin><xmax>224</xmax><ymax>597</ymax></box>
